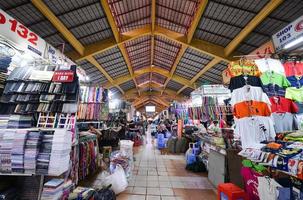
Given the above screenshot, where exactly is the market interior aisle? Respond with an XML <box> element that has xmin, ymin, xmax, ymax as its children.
<box><xmin>118</xmin><ymin>126</ymin><xmax>217</xmax><ymax>200</ymax></box>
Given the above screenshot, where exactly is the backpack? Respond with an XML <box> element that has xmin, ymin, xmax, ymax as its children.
<box><xmin>91</xmin><ymin>185</ymin><xmax>116</xmax><ymax>200</ymax></box>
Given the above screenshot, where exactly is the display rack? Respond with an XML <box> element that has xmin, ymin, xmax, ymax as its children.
<box><xmin>0</xmin><ymin>65</ymin><xmax>80</xmax><ymax>199</ymax></box>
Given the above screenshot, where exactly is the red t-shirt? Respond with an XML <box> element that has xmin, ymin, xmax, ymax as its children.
<box><xmin>283</xmin><ymin>62</ymin><xmax>303</xmax><ymax>76</ymax></box>
<box><xmin>270</xmin><ymin>96</ymin><xmax>298</xmax><ymax>113</ymax></box>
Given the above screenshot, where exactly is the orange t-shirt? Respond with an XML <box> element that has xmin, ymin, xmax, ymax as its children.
<box><xmin>233</xmin><ymin>100</ymin><xmax>271</xmax><ymax>119</ymax></box>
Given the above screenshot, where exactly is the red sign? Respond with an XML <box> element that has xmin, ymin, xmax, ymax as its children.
<box><xmin>248</xmin><ymin>41</ymin><xmax>275</xmax><ymax>59</ymax></box>
<box><xmin>52</xmin><ymin>70</ymin><xmax>74</xmax><ymax>82</ymax></box>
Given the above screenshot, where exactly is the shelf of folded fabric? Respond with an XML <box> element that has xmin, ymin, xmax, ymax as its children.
<box><xmin>0</xmin><ymin>172</ymin><xmax>35</xmax><ymax>176</ymax></box>
<box><xmin>193</xmin><ymin>133</ymin><xmax>226</xmax><ymax>155</ymax></box>
<box><xmin>6</xmin><ymin>79</ymin><xmax>50</xmax><ymax>83</ymax></box>
<box><xmin>0</xmin><ymin>100</ymin><xmax>78</xmax><ymax>104</ymax></box>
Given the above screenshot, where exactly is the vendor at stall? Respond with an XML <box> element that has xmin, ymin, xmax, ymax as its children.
<box><xmin>88</xmin><ymin>123</ymin><xmax>102</xmax><ymax>138</ymax></box>
<box><xmin>207</xmin><ymin>120</ymin><xmax>221</xmax><ymax>133</ymax></box>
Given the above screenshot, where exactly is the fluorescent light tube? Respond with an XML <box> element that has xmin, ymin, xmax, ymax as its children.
<box><xmin>284</xmin><ymin>36</ymin><xmax>303</xmax><ymax>49</ymax></box>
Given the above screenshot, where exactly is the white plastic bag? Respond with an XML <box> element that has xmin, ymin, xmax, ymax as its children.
<box><xmin>103</xmin><ymin>164</ymin><xmax>128</xmax><ymax>194</ymax></box>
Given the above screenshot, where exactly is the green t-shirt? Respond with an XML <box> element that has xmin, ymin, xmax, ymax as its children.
<box><xmin>260</xmin><ymin>71</ymin><xmax>290</xmax><ymax>88</ymax></box>
<box><xmin>285</xmin><ymin>87</ymin><xmax>303</xmax><ymax>102</ymax></box>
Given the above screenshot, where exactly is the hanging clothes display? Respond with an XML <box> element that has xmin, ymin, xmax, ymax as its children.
<box><xmin>78</xmin><ymin>132</ymin><xmax>99</xmax><ymax>181</ymax></box>
<box><xmin>77</xmin><ymin>86</ymin><xmax>106</xmax><ymax>121</ymax></box>
<box><xmin>229</xmin><ymin>58</ymin><xmax>275</xmax><ymax>149</ymax></box>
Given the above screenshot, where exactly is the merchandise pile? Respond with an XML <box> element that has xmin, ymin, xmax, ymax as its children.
<box><xmin>24</xmin><ymin>131</ymin><xmax>42</xmax><ymax>174</ymax></box>
<box><xmin>225</xmin><ymin>58</ymin><xmax>303</xmax><ymax>199</ymax></box>
<box><xmin>48</xmin><ymin>129</ymin><xmax>72</xmax><ymax>175</ymax></box>
<box><xmin>41</xmin><ymin>179</ymin><xmax>64</xmax><ymax>200</ymax></box>
<box><xmin>0</xmin><ymin>129</ymin><xmax>72</xmax><ymax>175</ymax></box>
<box><xmin>110</xmin><ymin>140</ymin><xmax>134</xmax><ymax>178</ymax></box>
<box><xmin>12</xmin><ymin>130</ymin><xmax>27</xmax><ymax>173</ymax></box>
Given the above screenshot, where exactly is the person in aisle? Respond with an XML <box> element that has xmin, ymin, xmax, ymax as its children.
<box><xmin>207</xmin><ymin>120</ymin><xmax>221</xmax><ymax>133</ymax></box>
<box><xmin>157</xmin><ymin>121</ymin><xmax>167</xmax><ymax>134</ymax></box>
<box><xmin>88</xmin><ymin>123</ymin><xmax>102</xmax><ymax>138</ymax></box>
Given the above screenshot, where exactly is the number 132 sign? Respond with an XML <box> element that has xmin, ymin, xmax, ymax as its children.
<box><xmin>0</xmin><ymin>8</ymin><xmax>46</xmax><ymax>57</ymax></box>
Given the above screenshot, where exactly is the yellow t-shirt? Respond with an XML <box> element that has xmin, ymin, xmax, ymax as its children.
<box><xmin>227</xmin><ymin>61</ymin><xmax>261</xmax><ymax>77</ymax></box>
<box><xmin>285</xmin><ymin>87</ymin><xmax>303</xmax><ymax>102</ymax></box>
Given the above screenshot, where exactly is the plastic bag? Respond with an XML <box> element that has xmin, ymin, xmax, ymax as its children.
<box><xmin>185</xmin><ymin>147</ymin><xmax>196</xmax><ymax>165</ymax></box>
<box><xmin>103</xmin><ymin>164</ymin><xmax>128</xmax><ymax>194</ymax></box>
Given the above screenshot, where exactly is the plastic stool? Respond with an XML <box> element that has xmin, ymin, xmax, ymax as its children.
<box><xmin>217</xmin><ymin>183</ymin><xmax>248</xmax><ymax>200</ymax></box>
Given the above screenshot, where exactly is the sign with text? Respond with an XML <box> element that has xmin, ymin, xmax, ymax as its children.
<box><xmin>0</xmin><ymin>8</ymin><xmax>46</xmax><ymax>57</ymax></box>
<box><xmin>29</xmin><ymin>70</ymin><xmax>54</xmax><ymax>81</ymax></box>
<box><xmin>52</xmin><ymin>70</ymin><xmax>74</xmax><ymax>82</ymax></box>
<box><xmin>249</xmin><ymin>40</ymin><xmax>275</xmax><ymax>58</ymax></box>
<box><xmin>272</xmin><ymin>15</ymin><xmax>303</xmax><ymax>51</ymax></box>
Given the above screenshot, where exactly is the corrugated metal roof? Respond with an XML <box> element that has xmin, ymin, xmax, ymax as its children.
<box><xmin>166</xmin><ymin>80</ymin><xmax>184</xmax><ymax>91</ymax></box>
<box><xmin>119</xmin><ymin>80</ymin><xmax>136</xmax><ymax>91</ymax></box>
<box><xmin>151</xmin><ymin>73</ymin><xmax>166</xmax><ymax>85</ymax></box>
<box><xmin>136</xmin><ymin>73</ymin><xmax>150</xmax><ymax>85</ymax></box>
<box><xmin>175</xmin><ymin>48</ymin><xmax>213</xmax><ymax>80</ymax></box>
<box><xmin>157</xmin><ymin>0</ymin><xmax>200</xmax><ymax>34</ymax></box>
<box><xmin>77</xmin><ymin>59</ymin><xmax>108</xmax><ymax>85</ymax></box>
<box><xmin>93</xmin><ymin>47</ymin><xmax>130</xmax><ymax>79</ymax></box>
<box><xmin>195</xmin><ymin>61</ymin><xmax>228</xmax><ymax>85</ymax></box>
<box><xmin>107</xmin><ymin>0</ymin><xmax>151</xmax><ymax>33</ymax></box>
<box><xmin>236</xmin><ymin>0</ymin><xmax>303</xmax><ymax>54</ymax></box>
<box><xmin>110</xmin><ymin>87</ymin><xmax>121</xmax><ymax>95</ymax></box>
<box><xmin>43</xmin><ymin>0</ymin><xmax>113</xmax><ymax>46</ymax></box>
<box><xmin>125</xmin><ymin>35</ymin><xmax>151</xmax><ymax>71</ymax></box>
<box><xmin>181</xmin><ymin>87</ymin><xmax>194</xmax><ymax>96</ymax></box>
<box><xmin>154</xmin><ymin>35</ymin><xmax>181</xmax><ymax>71</ymax></box>
<box><xmin>0</xmin><ymin>2</ymin><xmax>74</xmax><ymax>52</ymax></box>
<box><xmin>194</xmin><ymin>0</ymin><xmax>269</xmax><ymax>47</ymax></box>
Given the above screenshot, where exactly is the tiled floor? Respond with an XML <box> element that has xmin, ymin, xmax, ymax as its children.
<box><xmin>81</xmin><ymin>127</ymin><xmax>217</xmax><ymax>200</ymax></box>
<box><xmin>116</xmin><ymin>128</ymin><xmax>217</xmax><ymax>200</ymax></box>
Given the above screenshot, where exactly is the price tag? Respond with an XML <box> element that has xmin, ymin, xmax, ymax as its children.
<box><xmin>52</xmin><ymin>70</ymin><xmax>74</xmax><ymax>82</ymax></box>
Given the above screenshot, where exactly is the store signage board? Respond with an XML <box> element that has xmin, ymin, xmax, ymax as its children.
<box><xmin>191</xmin><ymin>94</ymin><xmax>202</xmax><ymax>107</ymax></box>
<box><xmin>0</xmin><ymin>9</ymin><xmax>75</xmax><ymax>68</ymax></box>
<box><xmin>29</xmin><ymin>70</ymin><xmax>54</xmax><ymax>81</ymax></box>
<box><xmin>0</xmin><ymin>8</ymin><xmax>46</xmax><ymax>57</ymax></box>
<box><xmin>249</xmin><ymin>40</ymin><xmax>275</xmax><ymax>58</ymax></box>
<box><xmin>272</xmin><ymin>15</ymin><xmax>303</xmax><ymax>51</ymax></box>
<box><xmin>45</xmin><ymin>43</ymin><xmax>75</xmax><ymax>69</ymax></box>
<box><xmin>202</xmin><ymin>85</ymin><xmax>230</xmax><ymax>95</ymax></box>
<box><xmin>52</xmin><ymin>70</ymin><xmax>74</xmax><ymax>82</ymax></box>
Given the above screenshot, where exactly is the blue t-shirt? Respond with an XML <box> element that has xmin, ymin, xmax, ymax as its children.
<box><xmin>287</xmin><ymin>76</ymin><xmax>303</xmax><ymax>88</ymax></box>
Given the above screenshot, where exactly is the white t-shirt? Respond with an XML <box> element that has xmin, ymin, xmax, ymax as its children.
<box><xmin>255</xmin><ymin>58</ymin><xmax>285</xmax><ymax>75</ymax></box>
<box><xmin>257</xmin><ymin>177</ymin><xmax>281</xmax><ymax>200</ymax></box>
<box><xmin>235</xmin><ymin>116</ymin><xmax>276</xmax><ymax>149</ymax></box>
<box><xmin>231</xmin><ymin>85</ymin><xmax>271</xmax><ymax>106</ymax></box>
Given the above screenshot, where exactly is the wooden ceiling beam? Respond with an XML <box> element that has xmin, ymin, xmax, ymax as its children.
<box><xmin>86</xmin><ymin>56</ymin><xmax>124</xmax><ymax>94</ymax></box>
<box><xmin>104</xmin><ymin>66</ymin><xmax>195</xmax><ymax>89</ymax></box>
<box><xmin>66</xmin><ymin>25</ymin><xmax>234</xmax><ymax>62</ymax></box>
<box><xmin>187</xmin><ymin>0</ymin><xmax>209</xmax><ymax>43</ymax></box>
<box><xmin>161</xmin><ymin>44</ymin><xmax>187</xmax><ymax>94</ymax></box>
<box><xmin>32</xmin><ymin>0</ymin><xmax>84</xmax><ymax>55</ymax></box>
<box><xmin>101</xmin><ymin>0</ymin><xmax>139</xmax><ymax>95</ymax></box>
<box><xmin>32</xmin><ymin>0</ymin><xmax>123</xmax><ymax>91</ymax></box>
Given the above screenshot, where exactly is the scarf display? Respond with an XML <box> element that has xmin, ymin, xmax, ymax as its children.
<box><xmin>188</xmin><ymin>105</ymin><xmax>232</xmax><ymax>121</ymax></box>
<box><xmin>78</xmin><ymin>86</ymin><xmax>108</xmax><ymax>120</ymax></box>
<box><xmin>78</xmin><ymin>133</ymin><xmax>99</xmax><ymax>181</ymax></box>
